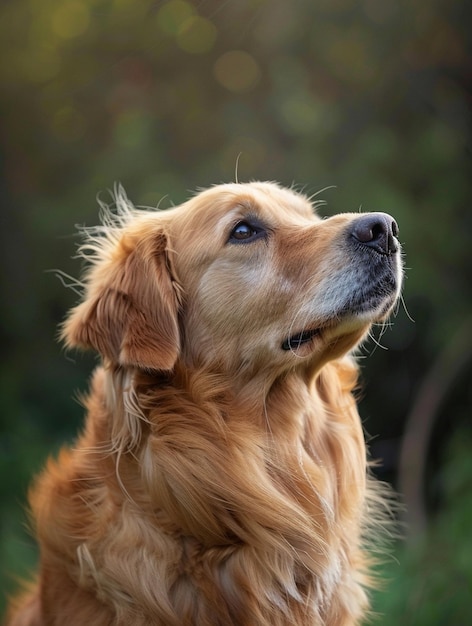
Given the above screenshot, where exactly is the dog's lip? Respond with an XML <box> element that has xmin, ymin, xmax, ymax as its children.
<box><xmin>281</xmin><ymin>328</ymin><xmax>321</xmax><ymax>351</ymax></box>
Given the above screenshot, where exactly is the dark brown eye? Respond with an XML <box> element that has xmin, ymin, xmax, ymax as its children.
<box><xmin>232</xmin><ymin>222</ymin><xmax>255</xmax><ymax>239</ymax></box>
<box><xmin>228</xmin><ymin>221</ymin><xmax>266</xmax><ymax>244</ymax></box>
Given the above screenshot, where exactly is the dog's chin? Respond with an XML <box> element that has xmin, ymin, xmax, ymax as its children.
<box><xmin>282</xmin><ymin>296</ymin><xmax>397</xmax><ymax>358</ymax></box>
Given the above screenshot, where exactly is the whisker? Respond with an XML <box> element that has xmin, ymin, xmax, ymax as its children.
<box><xmin>306</xmin><ymin>185</ymin><xmax>337</xmax><ymax>203</ymax></box>
<box><xmin>399</xmin><ymin>293</ymin><xmax>415</xmax><ymax>323</ymax></box>
<box><xmin>366</xmin><ymin>324</ymin><xmax>389</xmax><ymax>353</ymax></box>
<box><xmin>234</xmin><ymin>152</ymin><xmax>243</xmax><ymax>184</ymax></box>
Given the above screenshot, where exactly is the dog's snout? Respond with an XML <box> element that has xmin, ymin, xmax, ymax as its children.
<box><xmin>350</xmin><ymin>212</ymin><xmax>399</xmax><ymax>255</ymax></box>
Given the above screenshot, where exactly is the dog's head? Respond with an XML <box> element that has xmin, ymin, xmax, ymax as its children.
<box><xmin>62</xmin><ymin>182</ymin><xmax>402</xmax><ymax>378</ymax></box>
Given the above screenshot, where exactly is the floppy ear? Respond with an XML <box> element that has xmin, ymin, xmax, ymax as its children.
<box><xmin>62</xmin><ymin>228</ymin><xmax>181</xmax><ymax>371</ymax></box>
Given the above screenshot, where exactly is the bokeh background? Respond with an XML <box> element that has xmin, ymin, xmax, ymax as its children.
<box><xmin>1</xmin><ymin>0</ymin><xmax>471</xmax><ymax>622</ymax></box>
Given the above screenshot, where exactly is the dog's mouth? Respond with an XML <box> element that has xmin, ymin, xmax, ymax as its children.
<box><xmin>281</xmin><ymin>328</ymin><xmax>320</xmax><ymax>351</ymax></box>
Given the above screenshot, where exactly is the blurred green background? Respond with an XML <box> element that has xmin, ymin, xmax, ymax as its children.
<box><xmin>1</xmin><ymin>0</ymin><xmax>471</xmax><ymax>622</ymax></box>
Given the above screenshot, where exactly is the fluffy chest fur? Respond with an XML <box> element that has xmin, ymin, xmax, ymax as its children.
<box><xmin>31</xmin><ymin>362</ymin><xmax>370</xmax><ymax>626</ymax></box>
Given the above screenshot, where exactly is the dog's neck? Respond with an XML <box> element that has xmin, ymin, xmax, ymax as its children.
<box><xmin>104</xmin><ymin>356</ymin><xmax>359</xmax><ymax>442</ymax></box>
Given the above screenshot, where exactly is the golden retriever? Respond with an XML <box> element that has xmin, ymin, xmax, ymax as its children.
<box><xmin>6</xmin><ymin>181</ymin><xmax>402</xmax><ymax>626</ymax></box>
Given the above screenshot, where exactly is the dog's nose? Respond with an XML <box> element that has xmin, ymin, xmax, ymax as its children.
<box><xmin>350</xmin><ymin>213</ymin><xmax>399</xmax><ymax>255</ymax></box>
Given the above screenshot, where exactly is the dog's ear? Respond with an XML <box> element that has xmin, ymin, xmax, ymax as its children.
<box><xmin>62</xmin><ymin>228</ymin><xmax>181</xmax><ymax>371</ymax></box>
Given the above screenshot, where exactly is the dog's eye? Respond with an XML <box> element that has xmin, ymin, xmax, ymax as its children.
<box><xmin>228</xmin><ymin>221</ymin><xmax>265</xmax><ymax>244</ymax></box>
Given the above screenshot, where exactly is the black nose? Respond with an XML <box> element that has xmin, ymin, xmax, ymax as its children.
<box><xmin>350</xmin><ymin>212</ymin><xmax>399</xmax><ymax>255</ymax></box>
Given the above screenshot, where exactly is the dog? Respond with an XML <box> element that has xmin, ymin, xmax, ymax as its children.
<box><xmin>6</xmin><ymin>181</ymin><xmax>402</xmax><ymax>625</ymax></box>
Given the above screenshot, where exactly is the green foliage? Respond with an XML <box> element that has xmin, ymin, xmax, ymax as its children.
<box><xmin>372</xmin><ymin>430</ymin><xmax>472</xmax><ymax>625</ymax></box>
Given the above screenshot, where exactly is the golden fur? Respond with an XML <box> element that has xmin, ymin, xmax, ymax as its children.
<box><xmin>6</xmin><ymin>182</ymin><xmax>402</xmax><ymax>625</ymax></box>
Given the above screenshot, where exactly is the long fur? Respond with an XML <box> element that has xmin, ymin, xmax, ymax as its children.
<box><xmin>6</xmin><ymin>182</ymin><xmax>402</xmax><ymax>626</ymax></box>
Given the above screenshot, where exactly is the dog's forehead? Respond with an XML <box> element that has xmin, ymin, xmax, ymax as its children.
<box><xmin>182</xmin><ymin>182</ymin><xmax>316</xmax><ymax>224</ymax></box>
